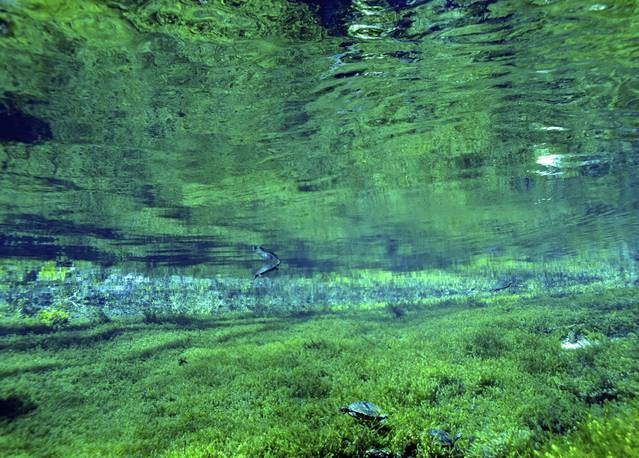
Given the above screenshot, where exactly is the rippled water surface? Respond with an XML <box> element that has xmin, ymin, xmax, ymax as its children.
<box><xmin>1</xmin><ymin>0</ymin><xmax>638</xmax><ymax>276</ymax></box>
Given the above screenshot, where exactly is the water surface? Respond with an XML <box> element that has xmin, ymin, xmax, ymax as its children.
<box><xmin>0</xmin><ymin>0</ymin><xmax>638</xmax><ymax>277</ymax></box>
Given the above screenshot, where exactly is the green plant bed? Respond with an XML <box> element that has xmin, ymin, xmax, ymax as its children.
<box><xmin>0</xmin><ymin>288</ymin><xmax>637</xmax><ymax>457</ymax></box>
<box><xmin>536</xmin><ymin>402</ymin><xmax>639</xmax><ymax>458</ymax></box>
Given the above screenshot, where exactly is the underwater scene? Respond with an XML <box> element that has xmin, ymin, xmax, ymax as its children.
<box><xmin>1</xmin><ymin>0</ymin><xmax>638</xmax><ymax>456</ymax></box>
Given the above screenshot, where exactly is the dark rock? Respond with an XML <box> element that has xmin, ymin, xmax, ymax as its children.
<box><xmin>0</xmin><ymin>18</ymin><xmax>14</xmax><ymax>37</ymax></box>
<box><xmin>430</xmin><ymin>428</ymin><xmax>462</xmax><ymax>448</ymax></box>
<box><xmin>0</xmin><ymin>96</ymin><xmax>53</xmax><ymax>144</ymax></box>
<box><xmin>387</xmin><ymin>1</ymin><xmax>430</xmax><ymax>9</ymax></box>
<box><xmin>386</xmin><ymin>304</ymin><xmax>406</xmax><ymax>318</ymax></box>
<box><xmin>0</xmin><ymin>395</ymin><xmax>36</xmax><ymax>421</ymax></box>
<box><xmin>293</xmin><ymin>0</ymin><xmax>353</xmax><ymax>35</ymax></box>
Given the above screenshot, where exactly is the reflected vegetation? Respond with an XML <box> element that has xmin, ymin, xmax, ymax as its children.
<box><xmin>0</xmin><ymin>0</ymin><xmax>637</xmax><ymax>274</ymax></box>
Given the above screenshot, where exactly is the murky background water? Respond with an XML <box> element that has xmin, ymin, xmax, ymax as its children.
<box><xmin>1</xmin><ymin>0</ymin><xmax>638</xmax><ymax>280</ymax></box>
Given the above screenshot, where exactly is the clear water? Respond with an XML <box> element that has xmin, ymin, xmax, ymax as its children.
<box><xmin>1</xmin><ymin>2</ymin><xmax>639</xmax><ymax>457</ymax></box>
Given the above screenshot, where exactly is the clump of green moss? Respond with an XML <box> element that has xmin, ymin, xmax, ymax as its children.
<box><xmin>536</xmin><ymin>403</ymin><xmax>639</xmax><ymax>457</ymax></box>
<box><xmin>38</xmin><ymin>307</ymin><xmax>70</xmax><ymax>329</ymax></box>
<box><xmin>465</xmin><ymin>328</ymin><xmax>509</xmax><ymax>359</ymax></box>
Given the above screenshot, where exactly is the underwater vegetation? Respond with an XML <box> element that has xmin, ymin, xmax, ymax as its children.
<box><xmin>1</xmin><ymin>252</ymin><xmax>636</xmax><ymax>324</ymax></box>
<box><xmin>0</xmin><ymin>286</ymin><xmax>638</xmax><ymax>457</ymax></box>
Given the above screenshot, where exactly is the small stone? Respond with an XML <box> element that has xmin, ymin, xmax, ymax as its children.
<box><xmin>561</xmin><ymin>336</ymin><xmax>592</xmax><ymax>350</ymax></box>
<box><xmin>365</xmin><ymin>448</ymin><xmax>395</xmax><ymax>458</ymax></box>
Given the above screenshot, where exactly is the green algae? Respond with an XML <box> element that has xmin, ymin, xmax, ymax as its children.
<box><xmin>121</xmin><ymin>0</ymin><xmax>324</xmax><ymax>41</ymax></box>
<box><xmin>1</xmin><ymin>288</ymin><xmax>637</xmax><ymax>457</ymax></box>
<box><xmin>0</xmin><ymin>252</ymin><xmax>636</xmax><ymax>322</ymax></box>
<box><xmin>535</xmin><ymin>402</ymin><xmax>639</xmax><ymax>458</ymax></box>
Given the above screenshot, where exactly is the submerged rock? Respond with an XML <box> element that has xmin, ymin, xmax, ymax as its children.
<box><xmin>365</xmin><ymin>448</ymin><xmax>396</xmax><ymax>458</ymax></box>
<box><xmin>561</xmin><ymin>335</ymin><xmax>593</xmax><ymax>350</ymax></box>
<box><xmin>0</xmin><ymin>17</ymin><xmax>14</xmax><ymax>37</ymax></box>
<box><xmin>0</xmin><ymin>395</ymin><xmax>36</xmax><ymax>421</ymax></box>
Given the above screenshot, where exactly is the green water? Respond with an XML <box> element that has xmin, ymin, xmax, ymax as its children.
<box><xmin>1</xmin><ymin>1</ymin><xmax>639</xmax><ymax>457</ymax></box>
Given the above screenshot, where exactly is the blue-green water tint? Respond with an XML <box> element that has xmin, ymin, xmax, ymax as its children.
<box><xmin>2</xmin><ymin>4</ymin><xmax>639</xmax><ymax>456</ymax></box>
<box><xmin>0</xmin><ymin>0</ymin><xmax>638</xmax><ymax>278</ymax></box>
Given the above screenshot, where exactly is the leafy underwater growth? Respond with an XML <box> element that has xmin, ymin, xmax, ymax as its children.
<box><xmin>37</xmin><ymin>307</ymin><xmax>70</xmax><ymax>328</ymax></box>
<box><xmin>0</xmin><ymin>253</ymin><xmax>634</xmax><ymax>321</ymax></box>
<box><xmin>535</xmin><ymin>403</ymin><xmax>639</xmax><ymax>458</ymax></box>
<box><xmin>0</xmin><ymin>287</ymin><xmax>637</xmax><ymax>457</ymax></box>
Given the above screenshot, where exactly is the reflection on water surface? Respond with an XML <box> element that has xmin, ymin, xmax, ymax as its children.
<box><xmin>0</xmin><ymin>0</ymin><xmax>637</xmax><ymax>277</ymax></box>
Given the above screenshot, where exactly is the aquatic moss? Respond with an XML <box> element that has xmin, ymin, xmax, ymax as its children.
<box><xmin>37</xmin><ymin>306</ymin><xmax>71</xmax><ymax>328</ymax></box>
<box><xmin>536</xmin><ymin>403</ymin><xmax>639</xmax><ymax>458</ymax></box>
<box><xmin>0</xmin><ymin>288</ymin><xmax>637</xmax><ymax>457</ymax></box>
<box><xmin>36</xmin><ymin>261</ymin><xmax>71</xmax><ymax>282</ymax></box>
